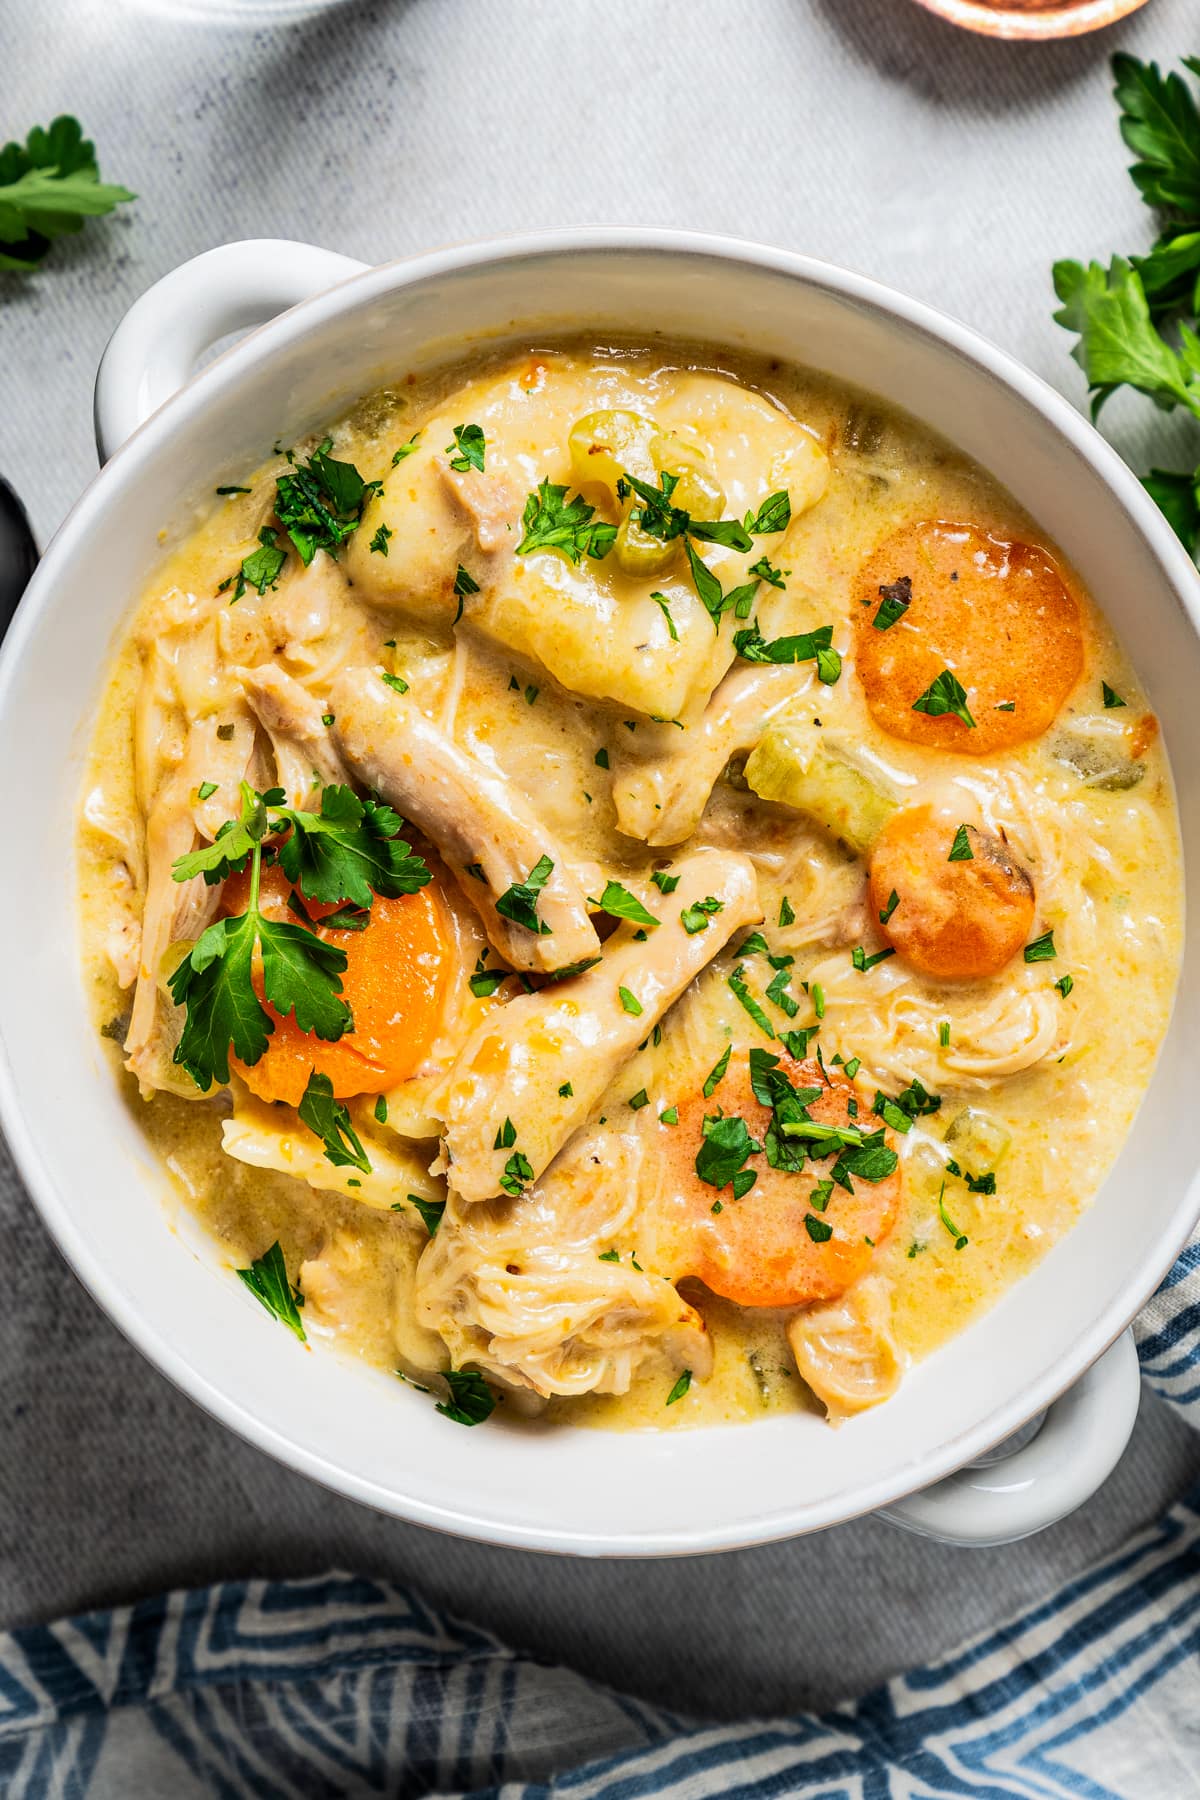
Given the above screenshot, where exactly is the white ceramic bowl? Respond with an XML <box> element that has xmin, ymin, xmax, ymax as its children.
<box><xmin>2</xmin><ymin>231</ymin><xmax>1196</xmax><ymax>1554</ymax></box>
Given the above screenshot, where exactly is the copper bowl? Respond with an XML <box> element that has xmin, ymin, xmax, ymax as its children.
<box><xmin>911</xmin><ymin>0</ymin><xmax>1149</xmax><ymax>38</ymax></box>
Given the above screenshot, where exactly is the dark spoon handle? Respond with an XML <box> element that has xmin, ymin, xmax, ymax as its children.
<box><xmin>0</xmin><ymin>477</ymin><xmax>38</xmax><ymax>641</ymax></box>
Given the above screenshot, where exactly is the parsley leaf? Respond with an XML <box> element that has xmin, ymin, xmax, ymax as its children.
<box><xmin>236</xmin><ymin>1240</ymin><xmax>306</xmax><ymax>1341</ymax></box>
<box><xmin>681</xmin><ymin>895</ymin><xmax>724</xmax><ymax>934</ymax></box>
<box><xmin>695</xmin><ymin>1113</ymin><xmax>762</xmax><ymax>1189</ymax></box>
<box><xmin>912</xmin><ymin>668</ymin><xmax>976</xmax><ymax>729</ymax></box>
<box><xmin>369</xmin><ymin>523</ymin><xmax>393</xmax><ymax>557</ymax></box>
<box><xmin>517</xmin><ymin>478</ymin><xmax>617</xmax><ymax>563</ymax></box>
<box><xmin>879</xmin><ymin>889</ymin><xmax>900</xmax><ymax>925</ymax></box>
<box><xmin>702</xmin><ymin>1043</ymin><xmax>733</xmax><ymax>1099</ymax></box>
<box><xmin>407</xmin><ymin>1193</ymin><xmax>445</xmax><ymax>1235</ymax></box>
<box><xmin>727</xmin><ymin>965</ymin><xmax>776</xmax><ymax>1039</ymax></box>
<box><xmin>1052</xmin><ymin>256</ymin><xmax>1200</xmax><ymax>420</ymax></box>
<box><xmin>436</xmin><ymin>1368</ymin><xmax>496</xmax><ymax>1425</ymax></box>
<box><xmin>274</xmin><ymin>785</ymin><xmax>431</xmax><ymax>908</ymax></box>
<box><xmin>1024</xmin><ymin>929</ymin><xmax>1057</xmax><ymax>963</ymax></box>
<box><xmin>1113</xmin><ymin>52</ymin><xmax>1200</xmax><ymax>216</ymax></box>
<box><xmin>744</xmin><ymin>490</ymin><xmax>792</xmax><ymax>535</ymax></box>
<box><xmin>0</xmin><ymin>115</ymin><xmax>135</xmax><ymax>274</ymax></box>
<box><xmin>445</xmin><ymin>423</ymin><xmax>486</xmax><ymax>473</ymax></box>
<box><xmin>1142</xmin><ymin>466</ymin><xmax>1200</xmax><ymax>551</ymax></box>
<box><xmin>948</xmin><ymin>824</ymin><xmax>974</xmax><ymax>862</ymax></box>
<box><xmin>649</xmin><ymin>590</ymin><xmax>680</xmax><ymax>641</ymax></box>
<box><xmin>590</xmin><ymin>879</ymin><xmax>659</xmax><ymax>928</ymax></box>
<box><xmin>749</xmin><ymin>555</ymin><xmax>787</xmax><ymax>588</ymax></box>
<box><xmin>298</xmin><ymin>1069</ymin><xmax>371</xmax><ymax>1173</ymax></box>
<box><xmin>391</xmin><ymin>431</ymin><xmax>421</xmax><ymax>465</ymax></box>
<box><xmin>1102</xmin><ymin>680</ymin><xmax>1127</xmax><ymax>708</ymax></box>
<box><xmin>666</xmin><ymin>1369</ymin><xmax>692</xmax><ymax>1405</ymax></box>
<box><xmin>733</xmin><ymin>621</ymin><xmax>841</xmax><ymax>682</ymax></box>
<box><xmin>873</xmin><ymin>575</ymin><xmax>912</xmax><ymax>630</ymax></box>
<box><xmin>495</xmin><ymin>854</ymin><xmax>555</xmax><ymax>935</ymax></box>
<box><xmin>651</xmin><ymin>868</ymin><xmax>680</xmax><ymax>894</ymax></box>
<box><xmin>618</xmin><ymin>985</ymin><xmax>643</xmax><ymax>1016</ymax></box>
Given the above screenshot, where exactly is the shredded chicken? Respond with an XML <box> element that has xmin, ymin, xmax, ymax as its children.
<box><xmin>416</xmin><ymin>1128</ymin><xmax>712</xmax><ymax>1398</ymax></box>
<box><xmin>329</xmin><ymin>666</ymin><xmax>600</xmax><ymax>973</ymax></box>
<box><xmin>612</xmin><ymin>662</ymin><xmax>812</xmax><ymax>845</ymax></box>
<box><xmin>787</xmin><ymin>1277</ymin><xmax>905</xmax><ymax>1423</ymax></box>
<box><xmin>435</xmin><ymin>847</ymin><xmax>761</xmax><ymax>1201</ymax></box>
<box><xmin>233</xmin><ymin>662</ymin><xmax>349</xmax><ymax>804</ymax></box>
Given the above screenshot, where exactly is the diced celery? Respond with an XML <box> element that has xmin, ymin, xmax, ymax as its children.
<box><xmin>945</xmin><ymin>1107</ymin><xmax>1011</xmax><ymax>1170</ymax></box>
<box><xmin>744</xmin><ymin>724</ymin><xmax>896</xmax><ymax>853</ymax></box>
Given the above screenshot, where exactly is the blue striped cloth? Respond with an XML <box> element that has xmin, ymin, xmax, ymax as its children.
<box><xmin>3</xmin><ymin>1238</ymin><xmax>1198</xmax><ymax>1800</ymax></box>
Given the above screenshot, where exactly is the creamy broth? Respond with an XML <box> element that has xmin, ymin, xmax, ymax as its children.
<box><xmin>77</xmin><ymin>338</ymin><xmax>1182</xmax><ymax>1432</ymax></box>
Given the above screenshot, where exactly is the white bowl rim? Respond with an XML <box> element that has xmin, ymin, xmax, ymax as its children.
<box><xmin>3</xmin><ymin>225</ymin><xmax>1199</xmax><ymax>1554</ymax></box>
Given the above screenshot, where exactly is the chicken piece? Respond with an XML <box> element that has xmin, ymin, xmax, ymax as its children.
<box><xmin>329</xmin><ymin>666</ymin><xmax>600</xmax><ymax>974</ymax></box>
<box><xmin>233</xmin><ymin>662</ymin><xmax>350</xmax><ymax>804</ymax></box>
<box><xmin>416</xmin><ymin>1127</ymin><xmax>712</xmax><ymax>1398</ymax></box>
<box><xmin>222</xmin><ymin>1084</ymin><xmax>445</xmax><ymax>1213</ymax></box>
<box><xmin>611</xmin><ymin>662</ymin><xmax>811</xmax><ymax>845</ymax></box>
<box><xmin>435</xmin><ymin>848</ymin><xmax>761</xmax><ymax>1201</ymax></box>
<box><xmin>787</xmin><ymin>1277</ymin><xmax>905</xmax><ymax>1423</ymax></box>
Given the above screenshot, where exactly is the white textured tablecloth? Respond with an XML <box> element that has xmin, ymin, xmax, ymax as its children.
<box><xmin>2</xmin><ymin>0</ymin><xmax>1199</xmax><ymax>1721</ymax></box>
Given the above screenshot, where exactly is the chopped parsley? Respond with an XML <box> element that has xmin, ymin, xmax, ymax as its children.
<box><xmin>374</xmin><ymin>1095</ymin><xmax>388</xmax><ymax>1124</ymax></box>
<box><xmin>436</xmin><ymin>1368</ymin><xmax>496</xmax><ymax>1426</ymax></box>
<box><xmin>651</xmin><ymin>868</ymin><xmax>681</xmax><ymax>894</ymax></box>
<box><xmin>517</xmin><ymin>478</ymin><xmax>617</xmax><ymax>563</ymax></box>
<box><xmin>274</xmin><ymin>438</ymin><xmax>382</xmax><ymax>565</ymax></box>
<box><xmin>298</xmin><ymin>1070</ymin><xmax>371</xmax><ymax>1173</ymax></box>
<box><xmin>912</xmin><ymin>668</ymin><xmax>976</xmax><ymax>729</ymax></box>
<box><xmin>406</xmin><ymin>1193</ymin><xmax>445</xmax><ymax>1235</ymax></box>
<box><xmin>469</xmin><ymin>951</ymin><xmax>508</xmax><ymax>998</ymax></box>
<box><xmin>879</xmin><ymin>889</ymin><xmax>900</xmax><ymax>925</ymax></box>
<box><xmin>499</xmin><ymin>1150</ymin><xmax>534</xmax><ymax>1196</ymax></box>
<box><xmin>236</xmin><ymin>1240</ymin><xmax>306</xmax><ymax>1341</ymax></box>
<box><xmin>380</xmin><ymin>671</ymin><xmax>409</xmax><ymax>696</ymax></box>
<box><xmin>495</xmin><ymin>854</ymin><xmax>555</xmax><ymax>935</ymax></box>
<box><xmin>812</xmin><ymin>982</ymin><xmax>826</xmax><ymax>1020</ymax></box>
<box><xmin>873</xmin><ymin>575</ymin><xmax>912</xmax><ymax>630</ymax></box>
<box><xmin>805</xmin><ymin>1214</ymin><xmax>833</xmax><ymax>1243</ymax></box>
<box><xmin>948</xmin><ymin>824</ymin><xmax>974</xmax><ymax>862</ymax></box>
<box><xmin>590</xmin><ymin>879</ymin><xmax>659</xmax><ymax>928</ymax></box>
<box><xmin>216</xmin><ymin>485</ymin><xmax>251</xmax><ymax>496</ymax></box>
<box><xmin>660</xmin><ymin>1106</ymin><xmax>679</xmax><ymax>1126</ymax></box>
<box><xmin>728</xmin><ymin>966</ymin><xmax>776</xmax><ymax>1039</ymax></box>
<box><xmin>872</xmin><ymin>1076</ymin><xmax>941</xmax><ymax>1135</ymax></box>
<box><xmin>494</xmin><ymin>1117</ymin><xmax>517</xmax><ymax>1150</ymax></box>
<box><xmin>937</xmin><ymin>1181</ymin><xmax>969</xmax><ymax>1250</ymax></box>
<box><xmin>744</xmin><ymin>490</ymin><xmax>792</xmax><ymax>535</ymax></box>
<box><xmin>681</xmin><ymin>895</ymin><xmax>724</xmax><ymax>934</ymax></box>
<box><xmin>594</xmin><ymin>748</ymin><xmax>610</xmax><ymax>769</ymax></box>
<box><xmin>453</xmin><ymin>562</ymin><xmax>481</xmax><ymax>603</ymax></box>
<box><xmin>702</xmin><ymin>1043</ymin><xmax>733</xmax><ymax>1098</ymax></box>
<box><xmin>618</xmin><ymin>985</ymin><xmax>643</xmax><ymax>1017</ymax></box>
<box><xmin>1102</xmin><ymin>681</ymin><xmax>1127</xmax><ymax>708</ymax></box>
<box><xmin>524</xmin><ymin>685</ymin><xmax>539</xmax><ymax>706</ymax></box>
<box><xmin>733</xmin><ymin>620</ymin><xmax>841</xmax><ymax>684</ymax></box>
<box><xmin>628</xmin><ymin>1088</ymin><xmax>650</xmax><ymax>1110</ymax></box>
<box><xmin>218</xmin><ymin>525</ymin><xmax>287</xmax><ymax>603</ymax></box>
<box><xmin>649</xmin><ymin>590</ymin><xmax>680</xmax><ymax>641</ymax></box>
<box><xmin>666</xmin><ymin>1369</ymin><xmax>693</xmax><ymax>1406</ymax></box>
<box><xmin>779</xmin><ymin>895</ymin><xmax>795</xmax><ymax>927</ymax></box>
<box><xmin>1024</xmin><ymin>930</ymin><xmax>1057</xmax><ymax>963</ymax></box>
<box><xmin>851</xmin><ymin>944</ymin><xmax>896</xmax><ymax>972</ymax></box>
<box><xmin>197</xmin><ymin>781</ymin><xmax>218</xmax><ymax>802</ymax></box>
<box><xmin>1056</xmin><ymin>973</ymin><xmax>1075</xmax><ymax>998</ymax></box>
<box><xmin>695</xmin><ymin>1113</ymin><xmax>762</xmax><ymax>1191</ymax></box>
<box><xmin>765</xmin><ymin>964</ymin><xmax>799</xmax><ymax>1018</ymax></box>
<box><xmin>939</xmin><ymin>1019</ymin><xmax>951</xmax><ymax>1047</ymax></box>
<box><xmin>558</xmin><ymin>1081</ymin><xmax>574</xmax><ymax>1098</ymax></box>
<box><xmin>369</xmin><ymin>523</ymin><xmax>393</xmax><ymax>556</ymax></box>
<box><xmin>946</xmin><ymin>1158</ymin><xmax>997</xmax><ymax>1196</ymax></box>
<box><xmin>391</xmin><ymin>431</ymin><xmax>421</xmax><ymax>465</ymax></box>
<box><xmin>598</xmin><ymin>1248</ymin><xmax>620</xmax><ymax>1263</ymax></box>
<box><xmin>749</xmin><ymin>554</ymin><xmax>787</xmax><ymax>588</ymax></box>
<box><xmin>445</xmin><ymin>423</ymin><xmax>486</xmax><ymax>473</ymax></box>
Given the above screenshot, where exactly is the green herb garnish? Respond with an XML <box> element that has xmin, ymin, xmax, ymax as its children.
<box><xmin>873</xmin><ymin>576</ymin><xmax>911</xmax><ymax>630</ymax></box>
<box><xmin>590</xmin><ymin>879</ymin><xmax>659</xmax><ymax>928</ymax></box>
<box><xmin>948</xmin><ymin>824</ymin><xmax>974</xmax><ymax>862</ymax></box>
<box><xmin>236</xmin><ymin>1240</ymin><xmax>306</xmax><ymax>1341</ymax></box>
<box><xmin>436</xmin><ymin>1368</ymin><xmax>496</xmax><ymax>1425</ymax></box>
<box><xmin>912</xmin><ymin>669</ymin><xmax>976</xmax><ymax>729</ymax></box>
<box><xmin>517</xmin><ymin>478</ymin><xmax>617</xmax><ymax>563</ymax></box>
<box><xmin>445</xmin><ymin>423</ymin><xmax>485</xmax><ymax>473</ymax></box>
<box><xmin>666</xmin><ymin>1369</ymin><xmax>693</xmax><ymax>1406</ymax></box>
<box><xmin>1024</xmin><ymin>930</ymin><xmax>1057</xmax><ymax>963</ymax></box>
<box><xmin>495</xmin><ymin>854</ymin><xmax>555</xmax><ymax>935</ymax></box>
<box><xmin>298</xmin><ymin>1069</ymin><xmax>371</xmax><ymax>1173</ymax></box>
<box><xmin>0</xmin><ymin>115</ymin><xmax>134</xmax><ymax>274</ymax></box>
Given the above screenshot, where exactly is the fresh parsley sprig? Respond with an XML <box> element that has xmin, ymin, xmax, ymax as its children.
<box><xmin>298</xmin><ymin>1070</ymin><xmax>371</xmax><ymax>1173</ymax></box>
<box><xmin>0</xmin><ymin>115</ymin><xmax>134</xmax><ymax>274</ymax></box>
<box><xmin>1053</xmin><ymin>53</ymin><xmax>1200</xmax><ymax>552</ymax></box>
<box><xmin>275</xmin><ymin>438</ymin><xmax>382</xmax><ymax>566</ymax></box>
<box><xmin>236</xmin><ymin>1240</ymin><xmax>307</xmax><ymax>1340</ymax></box>
<box><xmin>517</xmin><ymin>478</ymin><xmax>618</xmax><ymax>564</ymax></box>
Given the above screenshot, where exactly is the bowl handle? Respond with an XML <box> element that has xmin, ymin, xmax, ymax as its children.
<box><xmin>880</xmin><ymin>1329</ymin><xmax>1140</xmax><ymax>1547</ymax></box>
<box><xmin>93</xmin><ymin>239</ymin><xmax>369</xmax><ymax>462</ymax></box>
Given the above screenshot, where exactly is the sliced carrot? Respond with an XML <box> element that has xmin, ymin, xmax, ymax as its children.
<box><xmin>660</xmin><ymin>1052</ymin><xmax>901</xmax><ymax>1308</ymax></box>
<box><xmin>869</xmin><ymin>804</ymin><xmax>1035</xmax><ymax>981</ymax></box>
<box><xmin>852</xmin><ymin>519</ymin><xmax>1083</xmax><ymax>755</ymax></box>
<box><xmin>224</xmin><ymin>862</ymin><xmax>451</xmax><ymax>1105</ymax></box>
